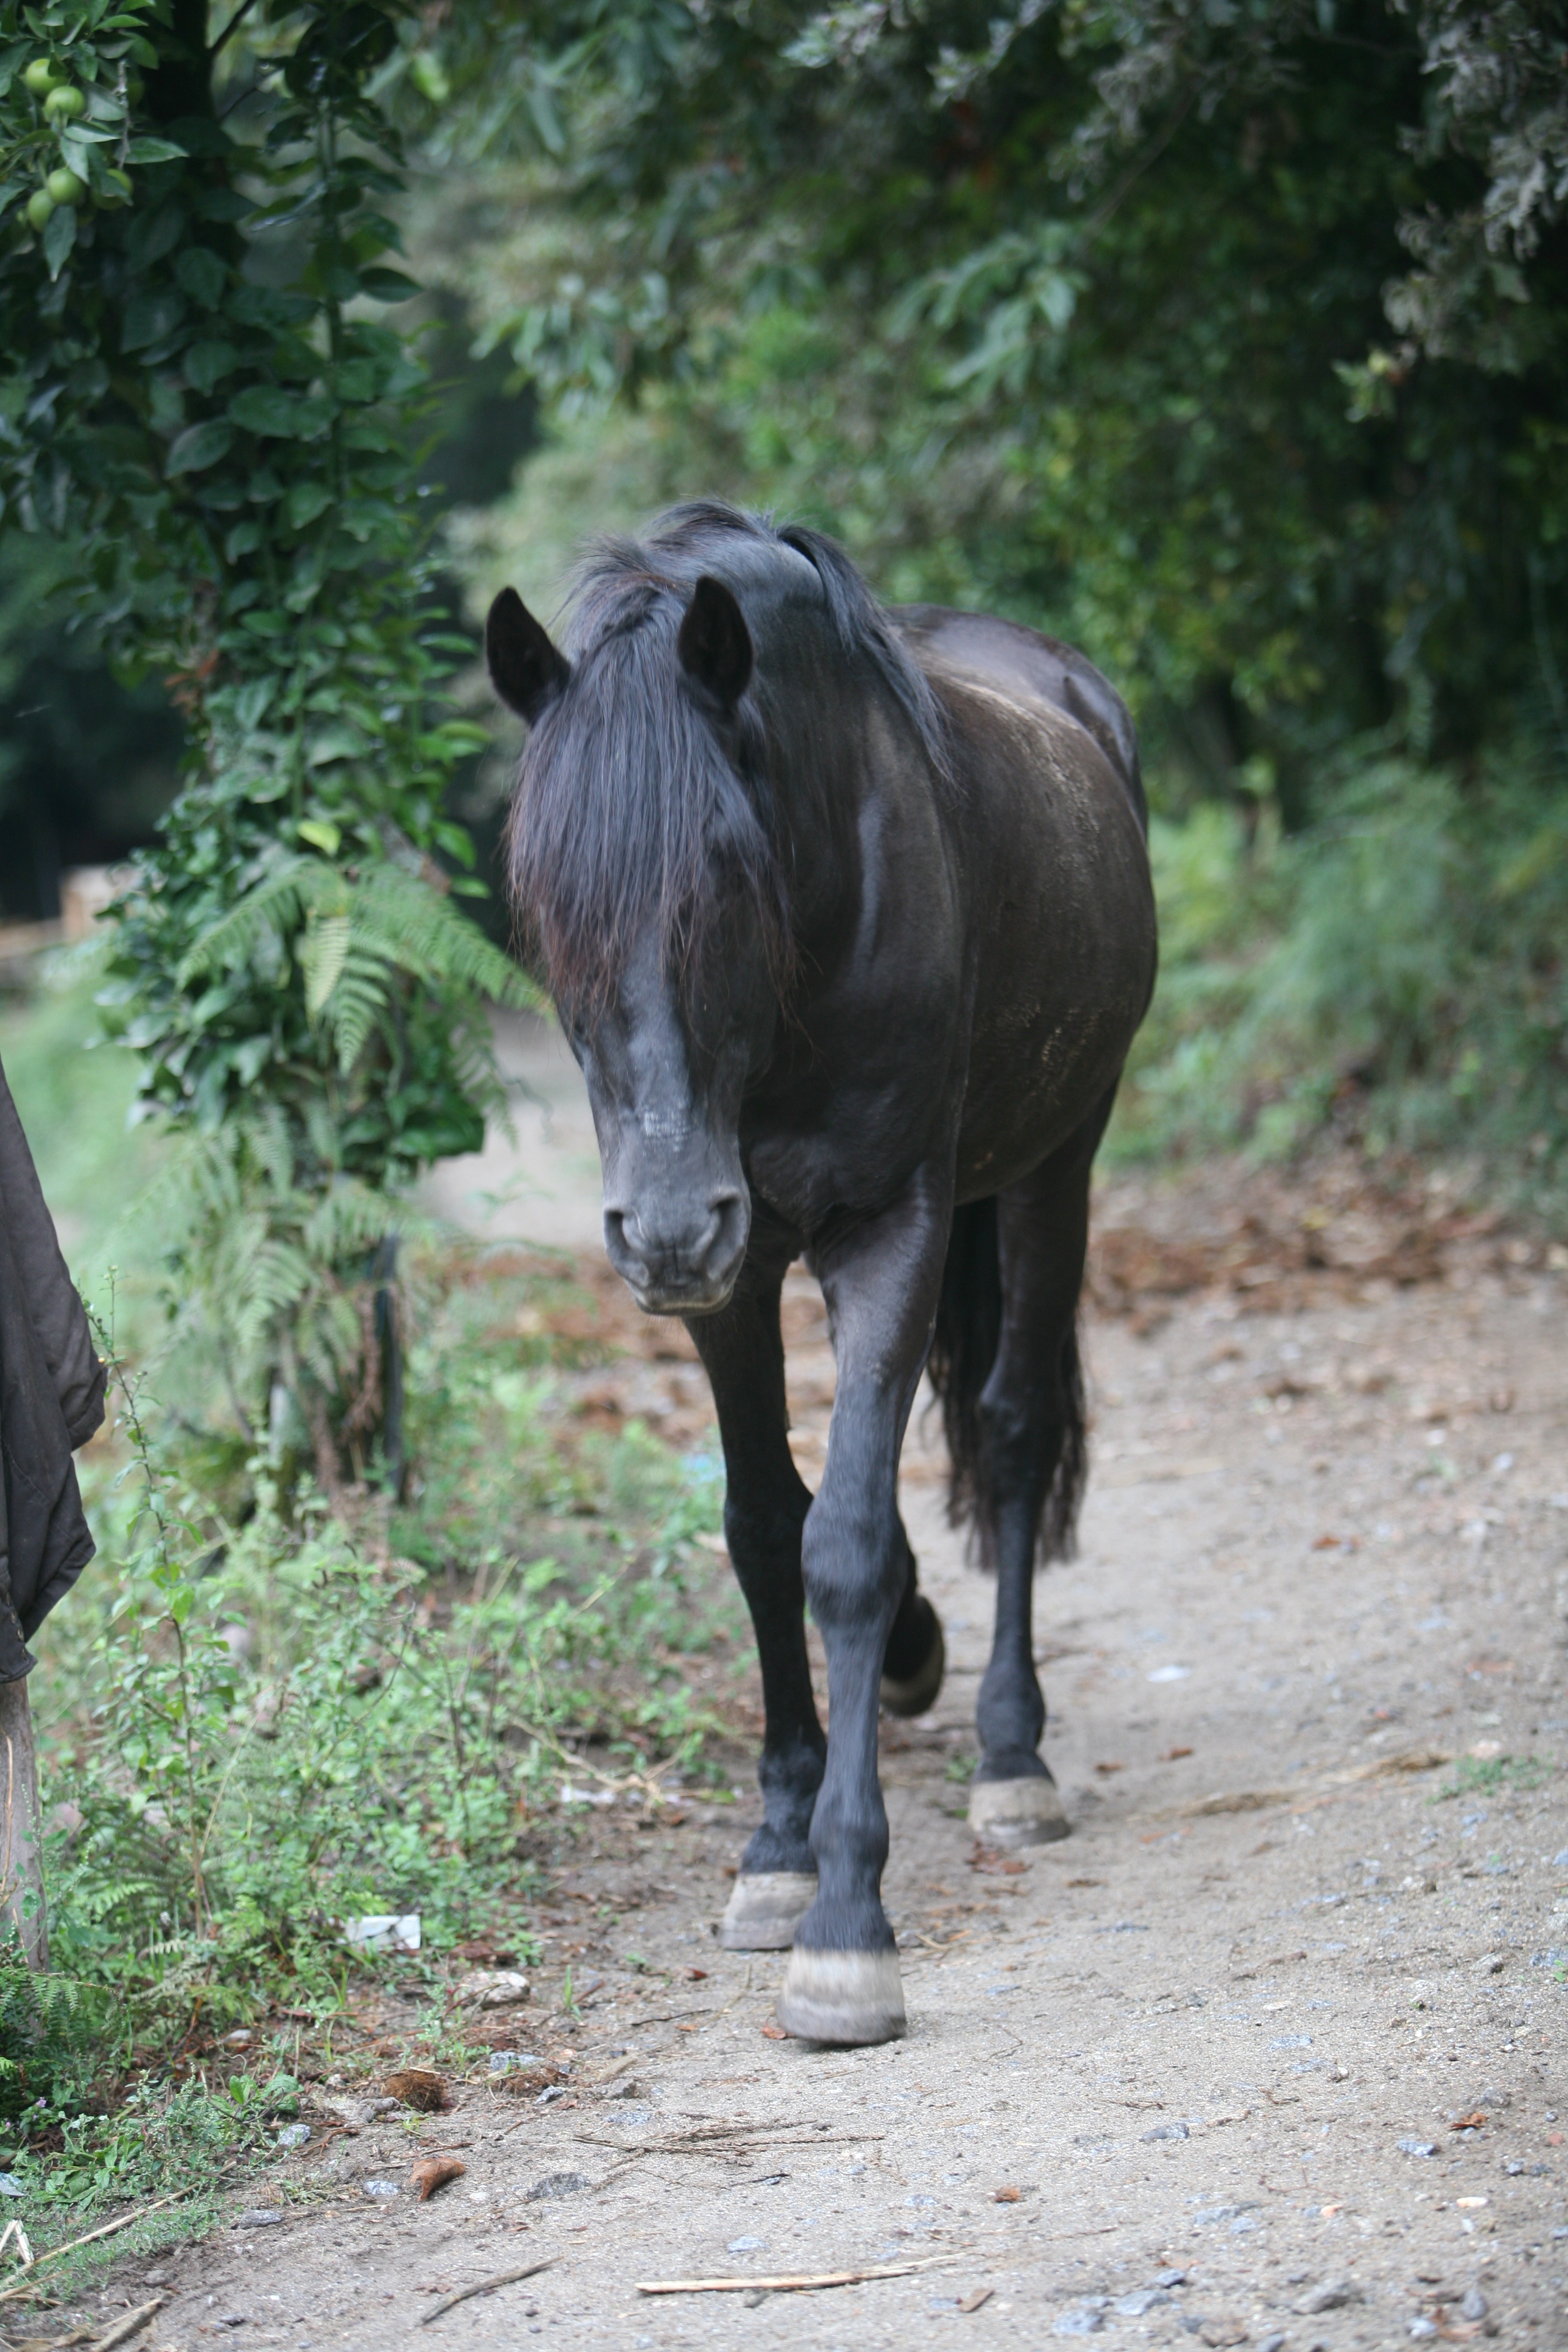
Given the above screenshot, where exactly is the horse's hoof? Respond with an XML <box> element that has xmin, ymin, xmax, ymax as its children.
<box><xmin>717</xmin><ymin>1871</ymin><xmax>818</xmax><ymax>1951</ymax></box>
<box><xmin>775</xmin><ymin>1947</ymin><xmax>906</xmax><ymax>2045</ymax></box>
<box><xmin>969</xmin><ymin>1773</ymin><xmax>1070</xmax><ymax>1846</ymax></box>
<box><xmin>880</xmin><ymin>1609</ymin><xmax>946</xmax><ymax>1718</ymax></box>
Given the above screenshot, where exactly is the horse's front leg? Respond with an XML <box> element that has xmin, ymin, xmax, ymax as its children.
<box><xmin>685</xmin><ymin>1224</ymin><xmax>825</xmax><ymax>1951</ymax></box>
<box><xmin>776</xmin><ymin>1166</ymin><xmax>952</xmax><ymax>2046</ymax></box>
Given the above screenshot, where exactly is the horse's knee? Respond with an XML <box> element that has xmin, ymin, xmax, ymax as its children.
<box><xmin>801</xmin><ymin>1501</ymin><xmax>904</xmax><ymax>1637</ymax></box>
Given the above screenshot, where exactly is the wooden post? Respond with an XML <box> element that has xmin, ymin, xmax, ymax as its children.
<box><xmin>0</xmin><ymin>1678</ymin><xmax>47</xmax><ymax>1971</ymax></box>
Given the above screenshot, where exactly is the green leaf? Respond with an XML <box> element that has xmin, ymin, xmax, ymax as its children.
<box><xmin>228</xmin><ymin>386</ymin><xmax>336</xmax><ymax>440</ymax></box>
<box><xmin>233</xmin><ymin>678</ymin><xmax>274</xmax><ymax>730</ymax></box>
<box><xmin>42</xmin><ymin>200</ymin><xmax>76</xmax><ymax>279</ymax></box>
<box><xmin>193</xmin><ymin>186</ymin><xmax>254</xmax><ymax>222</ymax></box>
<box><xmin>356</xmin><ymin>268</ymin><xmax>419</xmax><ymax>303</ymax></box>
<box><xmin>125</xmin><ymin>136</ymin><xmax>188</xmax><ymax>163</ymax></box>
<box><xmin>123</xmin><ymin>289</ymin><xmax>187</xmax><ymax>352</ymax></box>
<box><xmin>306</xmin><ymin>725</ymin><xmax>366</xmax><ymax>767</ymax></box>
<box><xmin>297</xmin><ymin>820</ymin><xmax>342</xmax><ymax>858</ymax></box>
<box><xmin>166</xmin><ymin>419</ymin><xmax>235</xmax><ymax>474</ymax></box>
<box><xmin>283</xmin><ymin>480</ymin><xmax>332</xmax><ymax>531</ymax></box>
<box><xmin>174</xmin><ymin>245</ymin><xmax>226</xmax><ymax>309</ymax></box>
<box><xmin>184</xmin><ymin>340</ymin><xmax>238</xmax><ymax>395</ymax></box>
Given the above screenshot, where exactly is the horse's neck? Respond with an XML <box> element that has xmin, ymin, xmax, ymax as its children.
<box><xmin>769</xmin><ymin>720</ymin><xmax>872</xmax><ymax>950</ymax></box>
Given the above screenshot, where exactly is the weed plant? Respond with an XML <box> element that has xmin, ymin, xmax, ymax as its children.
<box><xmin>0</xmin><ymin>1206</ymin><xmax>742</xmax><ymax>2262</ymax></box>
<box><xmin>36</xmin><ymin>1322</ymin><xmax>736</xmax><ymax>2050</ymax></box>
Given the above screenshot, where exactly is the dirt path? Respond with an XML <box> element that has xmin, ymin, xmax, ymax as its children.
<box><xmin>96</xmin><ymin>1041</ymin><xmax>1567</xmax><ymax>2350</ymax></box>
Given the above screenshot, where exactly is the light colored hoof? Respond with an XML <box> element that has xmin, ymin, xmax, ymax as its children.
<box><xmin>775</xmin><ymin>1947</ymin><xmax>906</xmax><ymax>2045</ymax></box>
<box><xmin>718</xmin><ymin>1871</ymin><xmax>818</xmax><ymax>1951</ymax></box>
<box><xmin>880</xmin><ymin>1613</ymin><xmax>946</xmax><ymax>1719</ymax></box>
<box><xmin>969</xmin><ymin>1773</ymin><xmax>1070</xmax><ymax>1846</ymax></box>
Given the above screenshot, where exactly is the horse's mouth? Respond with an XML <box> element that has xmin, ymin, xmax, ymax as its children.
<box><xmin>621</xmin><ymin>1271</ymin><xmax>739</xmax><ymax>1319</ymax></box>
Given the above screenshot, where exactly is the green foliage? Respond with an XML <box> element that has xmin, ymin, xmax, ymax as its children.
<box><xmin>438</xmin><ymin>0</ymin><xmax>1567</xmax><ymax>769</ymax></box>
<box><xmin>0</xmin><ymin>533</ymin><xmax>183</xmax><ymax>922</ymax></box>
<box><xmin>0</xmin><ymin>2</ymin><xmax>545</xmax><ymax>1473</ymax></box>
<box><xmin>1111</xmin><ymin>726</ymin><xmax>1568</xmax><ymax>1213</ymax></box>
<box><xmin>0</xmin><ymin>990</ymin><xmax>742</xmax><ymax>2239</ymax></box>
<box><xmin>1435</xmin><ymin>1752</ymin><xmax>1555</xmax><ymax>1803</ymax></box>
<box><xmin>29</xmin><ymin>1272</ymin><xmax>739</xmax><ymax>2067</ymax></box>
<box><xmin>416</xmin><ymin>3</ymin><xmax>1568</xmax><ymax>1198</ymax></box>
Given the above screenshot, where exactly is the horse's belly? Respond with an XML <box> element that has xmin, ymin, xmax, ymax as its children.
<box><xmin>954</xmin><ymin>989</ymin><xmax>1139</xmax><ymax>1198</ymax></box>
<box><xmin>954</xmin><ymin>810</ymin><xmax>1155</xmax><ymax>1195</ymax></box>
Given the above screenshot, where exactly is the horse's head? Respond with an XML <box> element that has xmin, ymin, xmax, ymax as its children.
<box><xmin>487</xmin><ymin>567</ymin><xmax>779</xmax><ymax>1315</ymax></box>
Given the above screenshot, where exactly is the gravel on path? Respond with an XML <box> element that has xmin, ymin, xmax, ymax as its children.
<box><xmin>96</xmin><ymin>1216</ymin><xmax>1568</xmax><ymax>2351</ymax></box>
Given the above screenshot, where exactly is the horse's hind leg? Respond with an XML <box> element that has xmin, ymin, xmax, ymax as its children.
<box><xmin>685</xmin><ymin>1227</ymin><xmax>824</xmax><ymax>1950</ymax></box>
<box><xmin>970</xmin><ymin>1116</ymin><xmax>1103</xmax><ymax>1846</ymax></box>
<box><xmin>879</xmin><ymin>1522</ymin><xmax>946</xmax><ymax>1718</ymax></box>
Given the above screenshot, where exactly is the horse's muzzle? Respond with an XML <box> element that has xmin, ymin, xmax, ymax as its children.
<box><xmin>601</xmin><ymin>1187</ymin><xmax>748</xmax><ymax>1316</ymax></box>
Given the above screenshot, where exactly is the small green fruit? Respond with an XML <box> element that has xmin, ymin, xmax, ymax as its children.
<box><xmin>44</xmin><ymin>85</ymin><xmax>85</xmax><ymax>122</ymax></box>
<box><xmin>25</xmin><ymin>190</ymin><xmax>55</xmax><ymax>232</ymax></box>
<box><xmin>44</xmin><ymin>169</ymin><xmax>86</xmax><ymax>208</ymax></box>
<box><xmin>23</xmin><ymin>59</ymin><xmax>59</xmax><ymax>97</ymax></box>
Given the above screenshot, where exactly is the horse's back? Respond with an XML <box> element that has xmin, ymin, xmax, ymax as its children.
<box><xmin>891</xmin><ymin>605</ymin><xmax>1146</xmax><ymax>834</ymax></box>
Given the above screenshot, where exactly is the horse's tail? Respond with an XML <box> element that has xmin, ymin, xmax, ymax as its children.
<box><xmin>926</xmin><ymin>1196</ymin><xmax>1087</xmax><ymax>1569</ymax></box>
<box><xmin>927</xmin><ymin>1198</ymin><xmax>1004</xmax><ymax>1564</ymax></box>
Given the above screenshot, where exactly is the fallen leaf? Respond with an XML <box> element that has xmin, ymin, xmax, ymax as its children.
<box><xmin>957</xmin><ymin>2286</ymin><xmax>994</xmax><ymax>2313</ymax></box>
<box><xmin>682</xmin><ymin>1967</ymin><xmax>709</xmax><ymax>1981</ymax></box>
<box><xmin>992</xmin><ymin>2186</ymin><xmax>1021</xmax><ymax>2203</ymax></box>
<box><xmin>1312</xmin><ymin>1532</ymin><xmax>1341</xmax><ymax>1549</ymax></box>
<box><xmin>409</xmin><ymin>2155</ymin><xmax>466</xmax><ymax>2202</ymax></box>
<box><xmin>970</xmin><ymin>1847</ymin><xmax>1027</xmax><ymax>1875</ymax></box>
<box><xmin>760</xmin><ymin>2022</ymin><xmax>788</xmax><ymax>2041</ymax></box>
<box><xmin>1094</xmin><ymin>1761</ymin><xmax>1126</xmax><ymax>1776</ymax></box>
<box><xmin>1163</xmin><ymin>1746</ymin><xmax>1194</xmax><ymax>1761</ymax></box>
<box><xmin>384</xmin><ymin>2069</ymin><xmax>450</xmax><ymax>2113</ymax></box>
<box><xmin>1450</xmin><ymin>2111</ymin><xmax>1487</xmax><ymax>2131</ymax></box>
<box><xmin>1065</xmin><ymin>1877</ymin><xmax>1105</xmax><ymax>1888</ymax></box>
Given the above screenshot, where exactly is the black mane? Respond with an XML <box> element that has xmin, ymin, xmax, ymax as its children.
<box><xmin>504</xmin><ymin>502</ymin><xmax>946</xmax><ymax>1000</ymax></box>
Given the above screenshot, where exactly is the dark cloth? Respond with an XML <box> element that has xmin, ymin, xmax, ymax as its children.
<box><xmin>0</xmin><ymin>1055</ymin><xmax>106</xmax><ymax>1679</ymax></box>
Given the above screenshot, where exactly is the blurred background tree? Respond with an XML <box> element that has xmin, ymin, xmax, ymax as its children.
<box><xmin>418</xmin><ymin>0</ymin><xmax>1567</xmax><ymax>1200</ymax></box>
<box><xmin>3</xmin><ymin>0</ymin><xmax>1564</xmax><ymax>1409</ymax></box>
<box><xmin>0</xmin><ymin>1</ymin><xmax>554</xmax><ymax>1495</ymax></box>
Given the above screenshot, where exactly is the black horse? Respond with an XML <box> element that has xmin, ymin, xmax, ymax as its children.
<box><xmin>487</xmin><ymin>503</ymin><xmax>1156</xmax><ymax>2045</ymax></box>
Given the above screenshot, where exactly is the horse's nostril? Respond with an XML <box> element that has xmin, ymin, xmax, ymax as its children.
<box><xmin>604</xmin><ymin>1207</ymin><xmax>643</xmax><ymax>1267</ymax></box>
<box><xmin>703</xmin><ymin>1191</ymin><xmax>748</xmax><ymax>1276</ymax></box>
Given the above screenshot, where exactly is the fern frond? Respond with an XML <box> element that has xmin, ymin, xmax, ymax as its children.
<box><xmin>176</xmin><ymin>856</ymin><xmax>342</xmax><ymax>986</ymax></box>
<box><xmin>302</xmin><ymin>910</ymin><xmax>353</xmax><ymax>1018</ymax></box>
<box><xmin>230</xmin><ymin>1240</ymin><xmax>316</xmax><ymax>1354</ymax></box>
<box><xmin>302</xmin><ymin>1180</ymin><xmax>394</xmax><ymax>1265</ymax></box>
<box><xmin>350</xmin><ymin>865</ymin><xmax>538</xmax><ymax>1008</ymax></box>
<box><xmin>323</xmin><ymin>946</ymin><xmax>396</xmax><ymax>1074</ymax></box>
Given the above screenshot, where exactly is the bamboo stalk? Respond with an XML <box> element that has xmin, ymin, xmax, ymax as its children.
<box><xmin>637</xmin><ymin>2256</ymin><xmax>952</xmax><ymax>2295</ymax></box>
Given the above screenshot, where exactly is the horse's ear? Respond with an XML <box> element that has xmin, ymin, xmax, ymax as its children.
<box><xmin>486</xmin><ymin>586</ymin><xmax>570</xmax><ymax>724</ymax></box>
<box><xmin>677</xmin><ymin>575</ymin><xmax>752</xmax><ymax>709</ymax></box>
